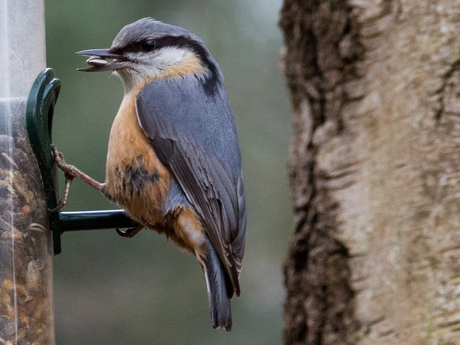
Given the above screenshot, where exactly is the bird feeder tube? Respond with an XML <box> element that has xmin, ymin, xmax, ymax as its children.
<box><xmin>0</xmin><ymin>0</ymin><xmax>55</xmax><ymax>344</ymax></box>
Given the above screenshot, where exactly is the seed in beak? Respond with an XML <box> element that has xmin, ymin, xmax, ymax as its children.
<box><xmin>86</xmin><ymin>56</ymin><xmax>108</xmax><ymax>67</ymax></box>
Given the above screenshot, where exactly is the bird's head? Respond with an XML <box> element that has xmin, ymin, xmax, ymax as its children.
<box><xmin>76</xmin><ymin>18</ymin><xmax>221</xmax><ymax>93</ymax></box>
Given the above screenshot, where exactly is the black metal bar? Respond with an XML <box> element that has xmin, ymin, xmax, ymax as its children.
<box><xmin>59</xmin><ymin>210</ymin><xmax>137</xmax><ymax>232</ymax></box>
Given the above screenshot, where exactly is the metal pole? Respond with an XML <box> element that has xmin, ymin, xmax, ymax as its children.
<box><xmin>0</xmin><ymin>0</ymin><xmax>55</xmax><ymax>344</ymax></box>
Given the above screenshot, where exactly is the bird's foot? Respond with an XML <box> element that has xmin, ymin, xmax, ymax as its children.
<box><xmin>116</xmin><ymin>224</ymin><xmax>144</xmax><ymax>238</ymax></box>
<box><xmin>50</xmin><ymin>144</ymin><xmax>106</xmax><ymax>212</ymax></box>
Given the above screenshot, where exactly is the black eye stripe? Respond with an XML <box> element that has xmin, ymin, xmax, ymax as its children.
<box><xmin>120</xmin><ymin>41</ymin><xmax>149</xmax><ymax>54</ymax></box>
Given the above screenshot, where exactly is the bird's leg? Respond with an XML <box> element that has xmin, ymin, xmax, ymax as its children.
<box><xmin>50</xmin><ymin>144</ymin><xmax>106</xmax><ymax>212</ymax></box>
<box><xmin>49</xmin><ymin>172</ymin><xmax>74</xmax><ymax>212</ymax></box>
<box><xmin>116</xmin><ymin>224</ymin><xmax>144</xmax><ymax>238</ymax></box>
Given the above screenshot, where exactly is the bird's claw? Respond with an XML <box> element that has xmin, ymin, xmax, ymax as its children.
<box><xmin>49</xmin><ymin>202</ymin><xmax>65</xmax><ymax>213</ymax></box>
<box><xmin>116</xmin><ymin>225</ymin><xmax>143</xmax><ymax>238</ymax></box>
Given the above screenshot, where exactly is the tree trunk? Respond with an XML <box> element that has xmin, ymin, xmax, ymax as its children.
<box><xmin>281</xmin><ymin>1</ymin><xmax>460</xmax><ymax>344</ymax></box>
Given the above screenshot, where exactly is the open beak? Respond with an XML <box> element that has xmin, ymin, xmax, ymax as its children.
<box><xmin>75</xmin><ymin>48</ymin><xmax>130</xmax><ymax>72</ymax></box>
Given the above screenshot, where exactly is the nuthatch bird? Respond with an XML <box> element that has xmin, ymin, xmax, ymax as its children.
<box><xmin>53</xmin><ymin>17</ymin><xmax>246</xmax><ymax>331</ymax></box>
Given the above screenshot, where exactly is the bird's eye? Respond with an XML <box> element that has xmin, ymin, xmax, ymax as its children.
<box><xmin>142</xmin><ymin>39</ymin><xmax>156</xmax><ymax>52</ymax></box>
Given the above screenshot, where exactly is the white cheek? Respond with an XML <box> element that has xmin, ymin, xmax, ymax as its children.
<box><xmin>129</xmin><ymin>47</ymin><xmax>187</xmax><ymax>74</ymax></box>
<box><xmin>150</xmin><ymin>47</ymin><xmax>188</xmax><ymax>68</ymax></box>
<box><xmin>118</xmin><ymin>47</ymin><xmax>189</xmax><ymax>93</ymax></box>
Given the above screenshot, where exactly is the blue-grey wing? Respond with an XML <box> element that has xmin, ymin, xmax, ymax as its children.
<box><xmin>136</xmin><ymin>77</ymin><xmax>246</xmax><ymax>296</ymax></box>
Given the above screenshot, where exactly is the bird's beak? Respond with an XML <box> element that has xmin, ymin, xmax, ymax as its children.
<box><xmin>75</xmin><ymin>48</ymin><xmax>130</xmax><ymax>72</ymax></box>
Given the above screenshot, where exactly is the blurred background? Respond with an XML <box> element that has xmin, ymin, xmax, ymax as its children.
<box><xmin>45</xmin><ymin>0</ymin><xmax>292</xmax><ymax>344</ymax></box>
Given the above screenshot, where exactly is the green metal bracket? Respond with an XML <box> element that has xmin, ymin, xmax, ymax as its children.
<box><xmin>26</xmin><ymin>68</ymin><xmax>136</xmax><ymax>255</ymax></box>
<box><xmin>26</xmin><ymin>68</ymin><xmax>62</xmax><ymax>254</ymax></box>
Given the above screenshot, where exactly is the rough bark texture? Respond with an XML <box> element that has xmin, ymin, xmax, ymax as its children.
<box><xmin>281</xmin><ymin>1</ymin><xmax>460</xmax><ymax>344</ymax></box>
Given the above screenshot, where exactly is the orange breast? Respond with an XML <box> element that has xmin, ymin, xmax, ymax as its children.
<box><xmin>105</xmin><ymin>85</ymin><xmax>206</xmax><ymax>256</ymax></box>
<box><xmin>105</xmin><ymin>88</ymin><xmax>172</xmax><ymax>227</ymax></box>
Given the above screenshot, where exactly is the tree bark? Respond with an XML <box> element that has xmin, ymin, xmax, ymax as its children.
<box><xmin>281</xmin><ymin>1</ymin><xmax>460</xmax><ymax>344</ymax></box>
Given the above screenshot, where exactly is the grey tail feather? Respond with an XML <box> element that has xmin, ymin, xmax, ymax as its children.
<box><xmin>203</xmin><ymin>235</ymin><xmax>233</xmax><ymax>331</ymax></box>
